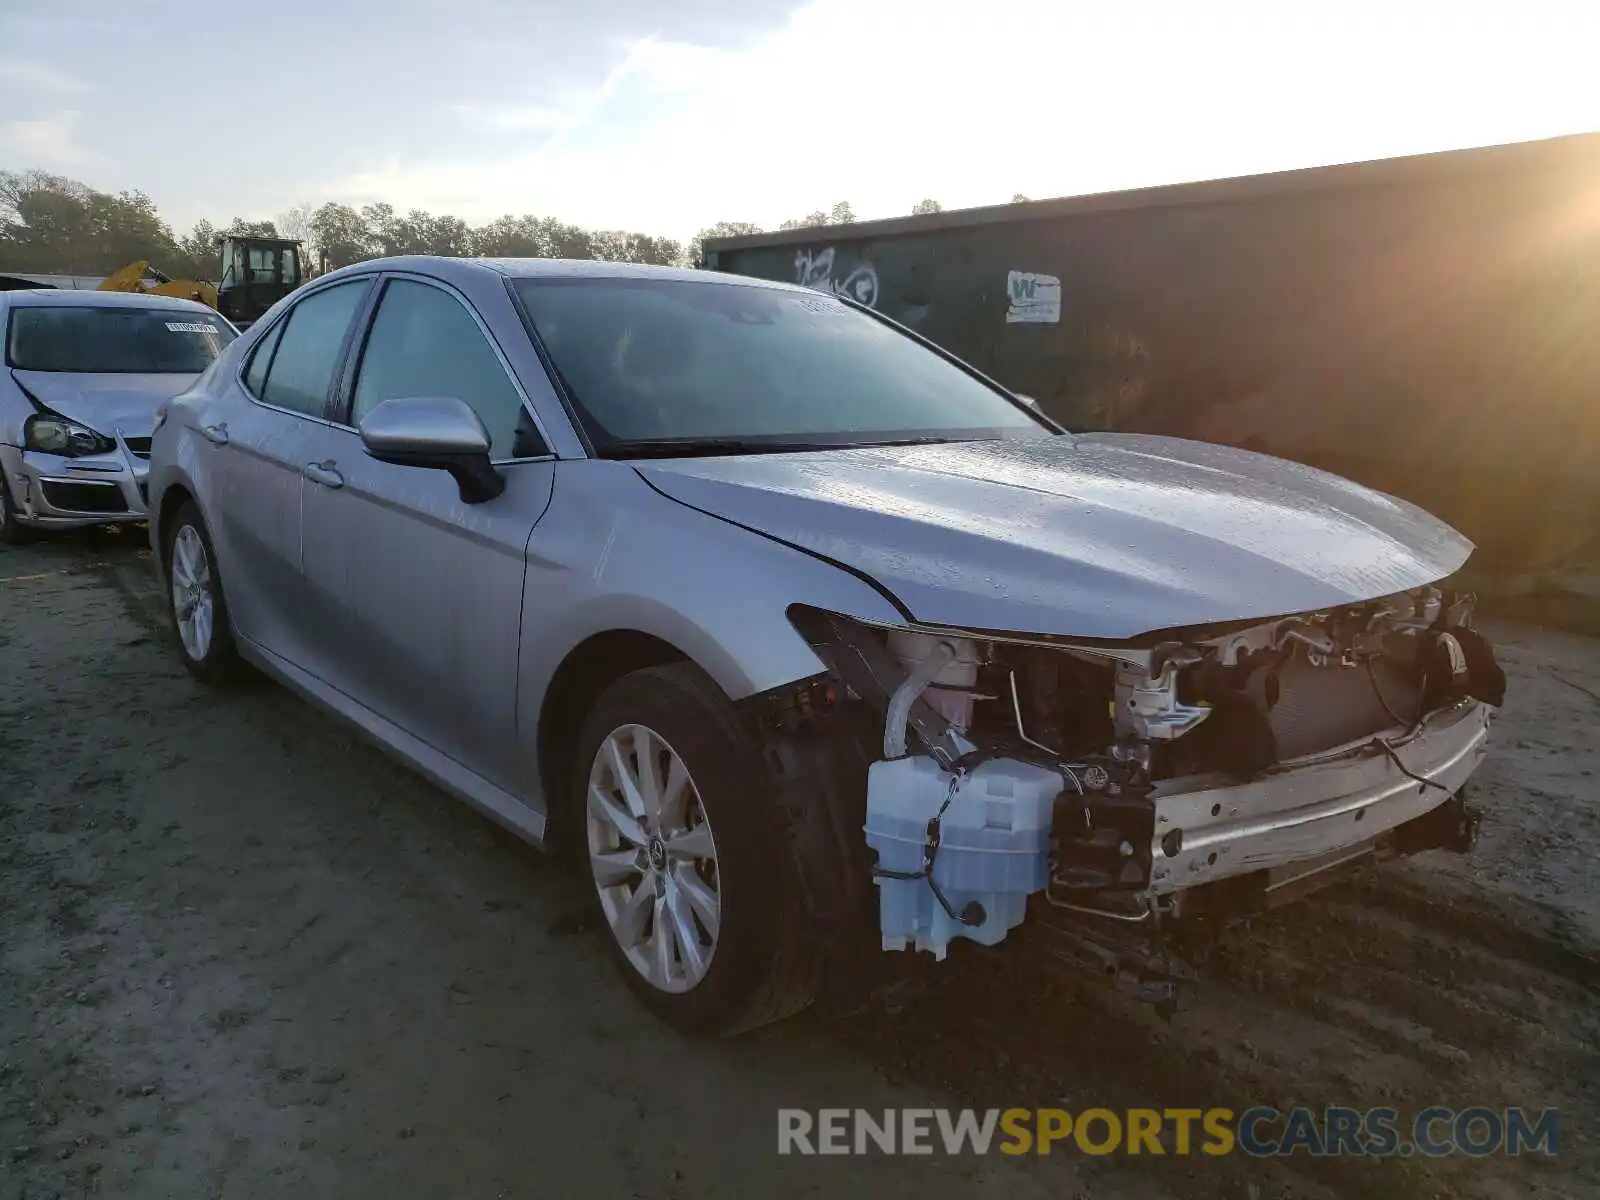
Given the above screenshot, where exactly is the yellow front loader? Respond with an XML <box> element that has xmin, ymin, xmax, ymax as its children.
<box><xmin>97</xmin><ymin>260</ymin><xmax>218</xmax><ymax>309</ymax></box>
<box><xmin>98</xmin><ymin>235</ymin><xmax>305</xmax><ymax>328</ymax></box>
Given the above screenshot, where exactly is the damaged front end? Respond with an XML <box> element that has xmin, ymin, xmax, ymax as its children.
<box><xmin>761</xmin><ymin>591</ymin><xmax>1504</xmax><ymax>1006</ymax></box>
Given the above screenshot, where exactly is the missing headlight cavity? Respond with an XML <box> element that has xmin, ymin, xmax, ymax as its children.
<box><xmin>781</xmin><ymin>589</ymin><xmax>1498</xmax><ymax>1005</ymax></box>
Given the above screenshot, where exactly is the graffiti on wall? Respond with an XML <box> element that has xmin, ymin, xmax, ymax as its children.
<box><xmin>1006</xmin><ymin>270</ymin><xmax>1062</xmax><ymax>324</ymax></box>
<box><xmin>794</xmin><ymin>247</ymin><xmax>880</xmax><ymax>308</ymax></box>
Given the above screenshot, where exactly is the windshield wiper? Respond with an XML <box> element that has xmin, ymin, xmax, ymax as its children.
<box><xmin>597</xmin><ymin>435</ymin><xmax>959</xmax><ymax>460</ymax></box>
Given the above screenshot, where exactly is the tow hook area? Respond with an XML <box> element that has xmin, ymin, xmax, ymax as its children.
<box><xmin>1388</xmin><ymin>790</ymin><xmax>1482</xmax><ymax>856</ymax></box>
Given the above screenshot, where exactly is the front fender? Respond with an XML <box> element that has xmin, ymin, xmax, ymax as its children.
<box><xmin>145</xmin><ymin>416</ymin><xmax>213</xmax><ymax>566</ymax></box>
<box><xmin>515</xmin><ymin>461</ymin><xmax>908</xmax><ymax>801</ymax></box>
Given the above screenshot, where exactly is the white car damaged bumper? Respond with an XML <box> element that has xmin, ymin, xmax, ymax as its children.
<box><xmin>1</xmin><ymin>438</ymin><xmax>152</xmax><ymax>528</ymax></box>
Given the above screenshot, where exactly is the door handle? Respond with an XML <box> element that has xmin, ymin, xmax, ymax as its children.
<box><xmin>303</xmin><ymin>460</ymin><xmax>344</xmax><ymax>489</ymax></box>
<box><xmin>200</xmin><ymin>422</ymin><xmax>229</xmax><ymax>446</ymax></box>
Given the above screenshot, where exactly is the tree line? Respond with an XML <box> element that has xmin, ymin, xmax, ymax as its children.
<box><xmin>0</xmin><ymin>168</ymin><xmax>972</xmax><ymax>282</ymax></box>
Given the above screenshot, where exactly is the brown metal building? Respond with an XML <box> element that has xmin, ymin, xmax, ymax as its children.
<box><xmin>707</xmin><ymin>133</ymin><xmax>1600</xmax><ymax>574</ymax></box>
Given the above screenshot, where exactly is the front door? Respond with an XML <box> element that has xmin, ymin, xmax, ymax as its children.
<box><xmin>299</xmin><ymin>275</ymin><xmax>554</xmax><ymax>793</ymax></box>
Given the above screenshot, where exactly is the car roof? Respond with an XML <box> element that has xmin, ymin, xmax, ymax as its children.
<box><xmin>316</xmin><ymin>255</ymin><xmax>814</xmax><ymax>293</ymax></box>
<box><xmin>2</xmin><ymin>289</ymin><xmax>221</xmax><ymax>313</ymax></box>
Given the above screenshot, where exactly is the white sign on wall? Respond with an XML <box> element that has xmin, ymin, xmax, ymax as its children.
<box><xmin>1005</xmin><ymin>271</ymin><xmax>1062</xmax><ymax>324</ymax></box>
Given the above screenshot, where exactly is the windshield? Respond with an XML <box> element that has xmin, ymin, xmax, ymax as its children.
<box><xmin>6</xmin><ymin>306</ymin><xmax>237</xmax><ymax>373</ymax></box>
<box><xmin>511</xmin><ymin>277</ymin><xmax>1048</xmax><ymax>452</ymax></box>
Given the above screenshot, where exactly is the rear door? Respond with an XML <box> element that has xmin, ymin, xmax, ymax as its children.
<box><xmin>207</xmin><ymin>277</ymin><xmax>372</xmax><ymax>667</ymax></box>
<box><xmin>297</xmin><ymin>273</ymin><xmax>555</xmax><ymax>793</ymax></box>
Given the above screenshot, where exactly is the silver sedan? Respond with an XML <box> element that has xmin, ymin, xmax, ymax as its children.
<box><xmin>146</xmin><ymin>257</ymin><xmax>1502</xmax><ymax>1033</ymax></box>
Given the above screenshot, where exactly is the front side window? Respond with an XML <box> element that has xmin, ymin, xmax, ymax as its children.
<box><xmin>281</xmin><ymin>247</ymin><xmax>301</xmax><ymax>286</ymax></box>
<box><xmin>248</xmin><ymin>246</ymin><xmax>277</xmax><ymax>284</ymax></box>
<box><xmin>218</xmin><ymin>242</ymin><xmax>243</xmax><ymax>289</ymax></box>
<box><xmin>5</xmin><ymin>306</ymin><xmax>236</xmax><ymax>373</ymax></box>
<box><xmin>258</xmin><ymin>280</ymin><xmax>368</xmax><ymax>417</ymax></box>
<box><xmin>352</xmin><ymin>279</ymin><xmax>532</xmax><ymax>459</ymax></box>
<box><xmin>511</xmin><ymin>277</ymin><xmax>1046</xmax><ymax>455</ymax></box>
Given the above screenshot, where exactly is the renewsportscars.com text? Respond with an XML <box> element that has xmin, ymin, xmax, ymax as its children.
<box><xmin>777</xmin><ymin>1106</ymin><xmax>1558</xmax><ymax>1158</ymax></box>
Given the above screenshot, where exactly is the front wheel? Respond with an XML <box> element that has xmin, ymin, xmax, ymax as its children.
<box><xmin>164</xmin><ymin>501</ymin><xmax>246</xmax><ymax>682</ymax></box>
<box><xmin>574</xmin><ymin>663</ymin><xmax>818</xmax><ymax>1035</ymax></box>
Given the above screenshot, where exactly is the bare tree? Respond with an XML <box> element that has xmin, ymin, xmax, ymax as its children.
<box><xmin>275</xmin><ymin>201</ymin><xmax>315</xmax><ymax>266</ymax></box>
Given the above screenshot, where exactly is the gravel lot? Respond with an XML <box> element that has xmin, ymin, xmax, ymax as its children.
<box><xmin>2</xmin><ymin>528</ymin><xmax>1596</xmax><ymax>1199</ymax></box>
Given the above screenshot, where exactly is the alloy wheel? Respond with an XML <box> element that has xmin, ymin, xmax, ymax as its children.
<box><xmin>586</xmin><ymin>723</ymin><xmax>721</xmax><ymax>994</ymax></box>
<box><xmin>170</xmin><ymin>524</ymin><xmax>215</xmax><ymax>662</ymax></box>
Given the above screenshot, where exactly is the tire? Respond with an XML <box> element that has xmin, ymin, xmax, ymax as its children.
<box><xmin>163</xmin><ymin>501</ymin><xmax>246</xmax><ymax>682</ymax></box>
<box><xmin>0</xmin><ymin>468</ymin><xmax>36</xmax><ymax>545</ymax></box>
<box><xmin>573</xmin><ymin>663</ymin><xmax>818</xmax><ymax>1036</ymax></box>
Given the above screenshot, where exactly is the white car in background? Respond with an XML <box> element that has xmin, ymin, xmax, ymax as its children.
<box><xmin>0</xmin><ymin>289</ymin><xmax>236</xmax><ymax>541</ymax></box>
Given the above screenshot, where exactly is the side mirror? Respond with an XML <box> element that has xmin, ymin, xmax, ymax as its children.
<box><xmin>358</xmin><ymin>396</ymin><xmax>505</xmax><ymax>504</ymax></box>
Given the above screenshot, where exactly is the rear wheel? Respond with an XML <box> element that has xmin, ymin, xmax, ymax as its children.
<box><xmin>574</xmin><ymin>663</ymin><xmax>817</xmax><ymax>1035</ymax></box>
<box><xmin>164</xmin><ymin>501</ymin><xmax>245</xmax><ymax>681</ymax></box>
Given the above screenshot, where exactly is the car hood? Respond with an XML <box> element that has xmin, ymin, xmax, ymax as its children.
<box><xmin>10</xmin><ymin>370</ymin><xmax>199</xmax><ymax>436</ymax></box>
<box><xmin>636</xmin><ymin>432</ymin><xmax>1474</xmax><ymax>640</ymax></box>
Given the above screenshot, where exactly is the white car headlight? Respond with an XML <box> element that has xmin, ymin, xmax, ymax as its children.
<box><xmin>23</xmin><ymin>414</ymin><xmax>116</xmax><ymax>457</ymax></box>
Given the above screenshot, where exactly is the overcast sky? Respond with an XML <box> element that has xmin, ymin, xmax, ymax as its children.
<box><xmin>2</xmin><ymin>0</ymin><xmax>1598</xmax><ymax>240</ymax></box>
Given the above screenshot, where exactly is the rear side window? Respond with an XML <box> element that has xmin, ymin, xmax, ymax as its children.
<box><xmin>243</xmin><ymin>319</ymin><xmax>284</xmax><ymax>398</ymax></box>
<box><xmin>258</xmin><ymin>280</ymin><xmax>368</xmax><ymax>418</ymax></box>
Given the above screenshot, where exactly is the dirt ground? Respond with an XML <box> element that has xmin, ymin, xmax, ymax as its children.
<box><xmin>2</xmin><ymin>528</ymin><xmax>1595</xmax><ymax>1199</ymax></box>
